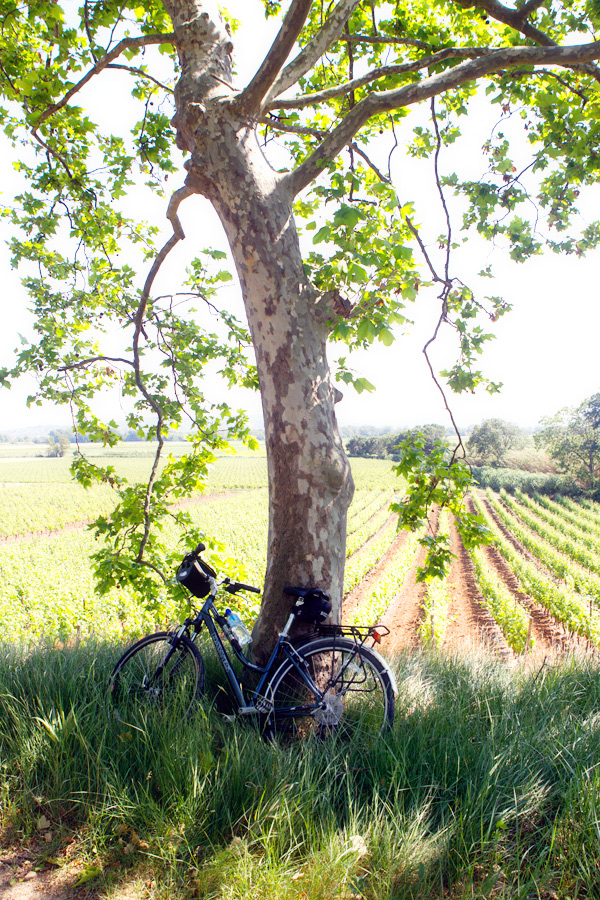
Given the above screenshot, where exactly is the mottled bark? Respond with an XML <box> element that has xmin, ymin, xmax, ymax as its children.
<box><xmin>164</xmin><ymin>0</ymin><xmax>354</xmax><ymax>660</ymax></box>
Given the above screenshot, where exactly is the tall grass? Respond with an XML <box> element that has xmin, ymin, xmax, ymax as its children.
<box><xmin>472</xmin><ymin>466</ymin><xmax>580</xmax><ymax>496</ymax></box>
<box><xmin>1</xmin><ymin>641</ymin><xmax>600</xmax><ymax>898</ymax></box>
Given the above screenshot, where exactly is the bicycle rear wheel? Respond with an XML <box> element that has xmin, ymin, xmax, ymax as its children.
<box><xmin>265</xmin><ymin>637</ymin><xmax>395</xmax><ymax>743</ymax></box>
<box><xmin>108</xmin><ymin>632</ymin><xmax>204</xmax><ymax>728</ymax></box>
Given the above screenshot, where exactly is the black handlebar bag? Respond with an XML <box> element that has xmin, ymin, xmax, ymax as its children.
<box><xmin>176</xmin><ymin>555</ymin><xmax>217</xmax><ymax>599</ymax></box>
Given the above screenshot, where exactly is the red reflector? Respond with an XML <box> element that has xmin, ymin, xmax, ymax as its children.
<box><xmin>372</xmin><ymin>629</ymin><xmax>382</xmax><ymax>644</ymax></box>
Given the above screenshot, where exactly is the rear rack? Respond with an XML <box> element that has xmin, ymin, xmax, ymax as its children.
<box><xmin>316</xmin><ymin>623</ymin><xmax>390</xmax><ymax>648</ymax></box>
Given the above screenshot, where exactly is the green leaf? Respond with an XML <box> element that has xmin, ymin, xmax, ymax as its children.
<box><xmin>312</xmin><ymin>225</ymin><xmax>331</xmax><ymax>244</ymax></box>
<box><xmin>354</xmin><ymin>377</ymin><xmax>376</xmax><ymax>394</ymax></box>
<box><xmin>378</xmin><ymin>327</ymin><xmax>395</xmax><ymax>347</ymax></box>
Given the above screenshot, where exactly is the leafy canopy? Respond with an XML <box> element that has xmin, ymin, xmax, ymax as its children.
<box><xmin>467</xmin><ymin>418</ymin><xmax>525</xmax><ymax>466</ymax></box>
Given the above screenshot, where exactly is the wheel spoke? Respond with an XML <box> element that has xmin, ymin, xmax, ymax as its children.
<box><xmin>108</xmin><ymin>633</ymin><xmax>204</xmax><ymax>729</ymax></box>
<box><xmin>267</xmin><ymin>638</ymin><xmax>394</xmax><ymax>744</ymax></box>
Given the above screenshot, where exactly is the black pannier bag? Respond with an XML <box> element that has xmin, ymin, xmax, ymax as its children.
<box><xmin>177</xmin><ymin>554</ymin><xmax>217</xmax><ymax>599</ymax></box>
<box><xmin>293</xmin><ymin>589</ymin><xmax>332</xmax><ymax>624</ymax></box>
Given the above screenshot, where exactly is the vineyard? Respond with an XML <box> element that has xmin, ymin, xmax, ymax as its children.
<box><xmin>1</xmin><ymin>443</ymin><xmax>600</xmax><ymax>662</ymax></box>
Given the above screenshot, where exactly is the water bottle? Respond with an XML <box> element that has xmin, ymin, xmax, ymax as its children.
<box><xmin>224</xmin><ymin>608</ymin><xmax>252</xmax><ymax>646</ymax></box>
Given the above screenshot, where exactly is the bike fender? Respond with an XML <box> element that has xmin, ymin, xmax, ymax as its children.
<box><xmin>366</xmin><ymin>646</ymin><xmax>399</xmax><ymax>695</ymax></box>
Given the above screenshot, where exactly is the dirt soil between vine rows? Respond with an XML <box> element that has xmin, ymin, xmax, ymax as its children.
<box><xmin>349</xmin><ymin>495</ymin><xmax>587</xmax><ymax>663</ymax></box>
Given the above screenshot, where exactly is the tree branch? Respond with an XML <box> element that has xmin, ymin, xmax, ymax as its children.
<box><xmin>345</xmin><ymin>33</ymin><xmax>432</xmax><ymax>50</ymax></box>
<box><xmin>268</xmin><ymin>48</ymin><xmax>488</xmax><ymax>110</ymax></box>
<box><xmin>473</xmin><ymin>0</ymin><xmax>554</xmax><ymax>46</ymax></box>
<box><xmin>431</xmin><ymin>99</ymin><xmax>452</xmax><ymax>286</ymax></box>
<box><xmin>504</xmin><ymin>67</ymin><xmax>592</xmax><ymax>104</ymax></box>
<box><xmin>263</xmin><ymin>0</ymin><xmax>362</xmax><ymax>107</ymax></box>
<box><xmin>285</xmin><ymin>40</ymin><xmax>600</xmax><ymax>196</ymax></box>
<box><xmin>235</xmin><ymin>0</ymin><xmax>313</xmax><ymax>115</ymax></box>
<box><xmin>516</xmin><ymin>0</ymin><xmax>547</xmax><ymax>19</ymax></box>
<box><xmin>83</xmin><ymin>0</ymin><xmax>99</xmax><ymax>63</ymax></box>
<box><xmin>349</xmin><ymin>143</ymin><xmax>390</xmax><ymax>183</ymax></box>
<box><xmin>57</xmin><ymin>356</ymin><xmax>134</xmax><ymax>372</ymax></box>
<box><xmin>475</xmin><ymin>0</ymin><xmax>600</xmax><ymax>81</ymax></box>
<box><xmin>420</xmin><ymin>100</ymin><xmax>470</xmax><ymax>458</ymax></box>
<box><xmin>32</xmin><ymin>32</ymin><xmax>175</xmax><ymax>133</ymax></box>
<box><xmin>133</xmin><ymin>183</ymin><xmax>195</xmax><ymax>562</ymax></box>
<box><xmin>105</xmin><ymin>63</ymin><xmax>174</xmax><ymax>93</ymax></box>
<box><xmin>166</xmin><ymin>184</ymin><xmax>194</xmax><ymax>239</ymax></box>
<box><xmin>261</xmin><ymin>116</ymin><xmax>327</xmax><ymax>138</ymax></box>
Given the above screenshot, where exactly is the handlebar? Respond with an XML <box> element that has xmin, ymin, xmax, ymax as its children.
<box><xmin>181</xmin><ymin>545</ymin><xmax>261</xmax><ymax>596</ymax></box>
<box><xmin>223</xmin><ymin>580</ymin><xmax>261</xmax><ymax>595</ymax></box>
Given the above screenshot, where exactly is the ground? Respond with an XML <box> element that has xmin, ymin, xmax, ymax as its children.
<box><xmin>0</xmin><ymin>843</ymin><xmax>158</xmax><ymax>900</ymax></box>
<box><xmin>346</xmin><ymin>492</ymin><xmax>586</xmax><ymax>663</ymax></box>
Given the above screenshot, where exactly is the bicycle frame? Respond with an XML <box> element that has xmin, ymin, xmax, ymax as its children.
<box><xmin>188</xmin><ymin>591</ymin><xmax>320</xmax><ymax>717</ymax></box>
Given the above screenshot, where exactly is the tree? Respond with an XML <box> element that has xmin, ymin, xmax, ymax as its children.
<box><xmin>467</xmin><ymin>418</ymin><xmax>524</xmax><ymax>466</ymax></box>
<box><xmin>346</xmin><ymin>435</ymin><xmax>383</xmax><ymax>458</ymax></box>
<box><xmin>535</xmin><ymin>393</ymin><xmax>600</xmax><ymax>488</ymax></box>
<box><xmin>46</xmin><ymin>430</ymin><xmax>71</xmax><ymax>458</ymax></box>
<box><xmin>2</xmin><ymin>1</ymin><xmax>600</xmax><ymax>658</ymax></box>
<box><xmin>387</xmin><ymin>425</ymin><xmax>448</xmax><ymax>461</ymax></box>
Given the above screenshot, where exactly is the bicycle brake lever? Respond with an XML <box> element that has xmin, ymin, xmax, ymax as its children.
<box><xmin>223</xmin><ymin>581</ymin><xmax>261</xmax><ymax>595</ymax></box>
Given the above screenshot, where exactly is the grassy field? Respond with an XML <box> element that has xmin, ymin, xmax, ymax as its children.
<box><xmin>1</xmin><ymin>642</ymin><xmax>600</xmax><ymax>899</ymax></box>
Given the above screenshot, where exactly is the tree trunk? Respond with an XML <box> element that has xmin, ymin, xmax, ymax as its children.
<box><xmin>165</xmin><ymin>0</ymin><xmax>354</xmax><ymax>660</ymax></box>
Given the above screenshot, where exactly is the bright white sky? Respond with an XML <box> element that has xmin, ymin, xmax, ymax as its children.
<box><xmin>1</xmin><ymin>0</ymin><xmax>598</xmax><ymax>435</ymax></box>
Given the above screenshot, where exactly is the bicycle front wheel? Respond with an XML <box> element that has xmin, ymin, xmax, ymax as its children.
<box><xmin>108</xmin><ymin>631</ymin><xmax>204</xmax><ymax>728</ymax></box>
<box><xmin>266</xmin><ymin>637</ymin><xmax>395</xmax><ymax>743</ymax></box>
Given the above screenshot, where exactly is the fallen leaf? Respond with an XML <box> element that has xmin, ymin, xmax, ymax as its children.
<box><xmin>347</xmin><ymin>834</ymin><xmax>369</xmax><ymax>860</ymax></box>
<box><xmin>37</xmin><ymin>815</ymin><xmax>51</xmax><ymax>831</ymax></box>
<box><xmin>73</xmin><ymin>865</ymin><xmax>102</xmax><ymax>886</ymax></box>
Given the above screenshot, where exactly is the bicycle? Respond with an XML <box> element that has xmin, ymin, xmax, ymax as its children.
<box><xmin>108</xmin><ymin>543</ymin><xmax>397</xmax><ymax>741</ymax></box>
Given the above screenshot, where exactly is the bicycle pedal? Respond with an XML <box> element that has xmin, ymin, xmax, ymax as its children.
<box><xmin>238</xmin><ymin>706</ymin><xmax>261</xmax><ymax>716</ymax></box>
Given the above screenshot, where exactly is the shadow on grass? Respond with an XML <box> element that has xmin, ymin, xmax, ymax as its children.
<box><xmin>1</xmin><ymin>640</ymin><xmax>600</xmax><ymax>899</ymax></box>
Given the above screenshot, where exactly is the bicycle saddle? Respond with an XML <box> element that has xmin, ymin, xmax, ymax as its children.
<box><xmin>283</xmin><ymin>587</ymin><xmax>331</xmax><ymax>623</ymax></box>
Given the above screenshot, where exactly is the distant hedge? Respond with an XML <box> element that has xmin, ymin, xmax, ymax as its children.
<box><xmin>472</xmin><ymin>466</ymin><xmax>582</xmax><ymax>496</ymax></box>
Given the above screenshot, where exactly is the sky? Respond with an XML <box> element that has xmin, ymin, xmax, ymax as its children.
<box><xmin>1</xmin><ymin>0</ymin><xmax>599</xmax><ymax>436</ymax></box>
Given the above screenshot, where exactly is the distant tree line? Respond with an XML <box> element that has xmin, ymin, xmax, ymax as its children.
<box><xmin>340</xmin><ymin>425</ymin><xmax>399</xmax><ymax>439</ymax></box>
<box><xmin>346</xmin><ymin>425</ymin><xmax>448</xmax><ymax>461</ymax></box>
<box><xmin>0</xmin><ymin>433</ymin><xmax>47</xmax><ymax>443</ymax></box>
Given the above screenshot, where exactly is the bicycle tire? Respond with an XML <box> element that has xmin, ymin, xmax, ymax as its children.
<box><xmin>108</xmin><ymin>631</ymin><xmax>204</xmax><ymax>727</ymax></box>
<box><xmin>264</xmin><ymin>636</ymin><xmax>395</xmax><ymax>743</ymax></box>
